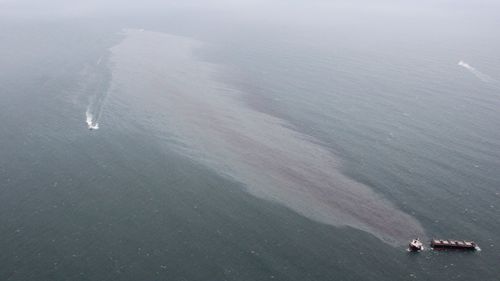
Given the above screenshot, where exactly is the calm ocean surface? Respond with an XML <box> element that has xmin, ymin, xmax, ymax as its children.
<box><xmin>0</xmin><ymin>1</ymin><xmax>499</xmax><ymax>280</ymax></box>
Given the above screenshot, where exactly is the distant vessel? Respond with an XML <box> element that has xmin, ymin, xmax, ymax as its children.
<box><xmin>431</xmin><ymin>239</ymin><xmax>478</xmax><ymax>250</ymax></box>
<box><xmin>87</xmin><ymin>122</ymin><xmax>99</xmax><ymax>130</ymax></box>
<box><xmin>408</xmin><ymin>238</ymin><xmax>424</xmax><ymax>252</ymax></box>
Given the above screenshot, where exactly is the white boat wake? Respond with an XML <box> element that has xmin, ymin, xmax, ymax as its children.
<box><xmin>86</xmin><ymin>107</ymin><xmax>99</xmax><ymax>130</ymax></box>
<box><xmin>79</xmin><ymin>53</ymin><xmax>111</xmax><ymax>131</ymax></box>
<box><xmin>458</xmin><ymin>60</ymin><xmax>495</xmax><ymax>83</ymax></box>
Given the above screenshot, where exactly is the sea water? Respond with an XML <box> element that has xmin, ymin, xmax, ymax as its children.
<box><xmin>0</xmin><ymin>1</ymin><xmax>499</xmax><ymax>280</ymax></box>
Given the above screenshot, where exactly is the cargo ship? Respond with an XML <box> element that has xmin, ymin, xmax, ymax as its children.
<box><xmin>430</xmin><ymin>239</ymin><xmax>478</xmax><ymax>250</ymax></box>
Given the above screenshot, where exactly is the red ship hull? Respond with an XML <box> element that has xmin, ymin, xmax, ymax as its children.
<box><xmin>431</xmin><ymin>239</ymin><xmax>477</xmax><ymax>250</ymax></box>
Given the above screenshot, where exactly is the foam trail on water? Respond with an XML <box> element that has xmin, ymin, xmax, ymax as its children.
<box><xmin>78</xmin><ymin>53</ymin><xmax>112</xmax><ymax>131</ymax></box>
<box><xmin>85</xmin><ymin>108</ymin><xmax>93</xmax><ymax>126</ymax></box>
<box><xmin>458</xmin><ymin>60</ymin><xmax>495</xmax><ymax>83</ymax></box>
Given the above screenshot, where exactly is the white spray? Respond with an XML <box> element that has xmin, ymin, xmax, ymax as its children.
<box><xmin>86</xmin><ymin>106</ymin><xmax>99</xmax><ymax>130</ymax></box>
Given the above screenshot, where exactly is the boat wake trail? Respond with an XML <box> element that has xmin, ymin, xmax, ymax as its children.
<box><xmin>78</xmin><ymin>53</ymin><xmax>112</xmax><ymax>131</ymax></box>
<box><xmin>458</xmin><ymin>60</ymin><xmax>495</xmax><ymax>83</ymax></box>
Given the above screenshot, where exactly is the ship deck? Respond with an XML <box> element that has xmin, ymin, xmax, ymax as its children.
<box><xmin>431</xmin><ymin>239</ymin><xmax>477</xmax><ymax>249</ymax></box>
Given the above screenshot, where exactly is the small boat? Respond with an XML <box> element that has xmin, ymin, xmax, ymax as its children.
<box><xmin>87</xmin><ymin>123</ymin><xmax>99</xmax><ymax>130</ymax></box>
<box><xmin>431</xmin><ymin>239</ymin><xmax>478</xmax><ymax>251</ymax></box>
<box><xmin>408</xmin><ymin>238</ymin><xmax>424</xmax><ymax>252</ymax></box>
